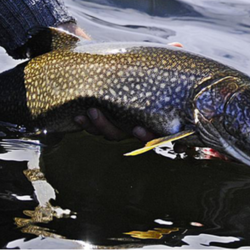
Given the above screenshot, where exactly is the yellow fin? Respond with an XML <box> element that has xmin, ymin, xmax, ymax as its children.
<box><xmin>124</xmin><ymin>130</ymin><xmax>195</xmax><ymax>156</ymax></box>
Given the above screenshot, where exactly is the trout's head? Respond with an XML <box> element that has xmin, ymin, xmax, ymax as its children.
<box><xmin>194</xmin><ymin>76</ymin><xmax>250</xmax><ymax>166</ymax></box>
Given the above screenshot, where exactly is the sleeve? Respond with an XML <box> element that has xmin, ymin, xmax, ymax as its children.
<box><xmin>0</xmin><ymin>0</ymin><xmax>76</xmax><ymax>58</ymax></box>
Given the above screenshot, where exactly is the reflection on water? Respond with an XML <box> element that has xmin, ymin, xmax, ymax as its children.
<box><xmin>1</xmin><ymin>0</ymin><xmax>250</xmax><ymax>248</ymax></box>
<box><xmin>124</xmin><ymin>227</ymin><xmax>179</xmax><ymax>239</ymax></box>
<box><xmin>1</xmin><ymin>132</ymin><xmax>250</xmax><ymax>248</ymax></box>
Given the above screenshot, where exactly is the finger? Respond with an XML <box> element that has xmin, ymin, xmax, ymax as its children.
<box><xmin>74</xmin><ymin>115</ymin><xmax>102</xmax><ymax>135</ymax></box>
<box><xmin>74</xmin><ymin>115</ymin><xmax>92</xmax><ymax>130</ymax></box>
<box><xmin>133</xmin><ymin>126</ymin><xmax>156</xmax><ymax>142</ymax></box>
<box><xmin>75</xmin><ymin>26</ymin><xmax>91</xmax><ymax>40</ymax></box>
<box><xmin>87</xmin><ymin>108</ymin><xmax>127</xmax><ymax>141</ymax></box>
<box><xmin>168</xmin><ymin>42</ymin><xmax>183</xmax><ymax>48</ymax></box>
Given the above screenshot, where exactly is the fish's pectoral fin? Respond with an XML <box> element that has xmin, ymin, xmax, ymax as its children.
<box><xmin>124</xmin><ymin>130</ymin><xmax>195</xmax><ymax>156</ymax></box>
<box><xmin>145</xmin><ymin>130</ymin><xmax>195</xmax><ymax>147</ymax></box>
<box><xmin>24</xmin><ymin>27</ymin><xmax>80</xmax><ymax>58</ymax></box>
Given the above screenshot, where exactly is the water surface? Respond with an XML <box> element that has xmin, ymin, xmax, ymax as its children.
<box><xmin>1</xmin><ymin>0</ymin><xmax>250</xmax><ymax>248</ymax></box>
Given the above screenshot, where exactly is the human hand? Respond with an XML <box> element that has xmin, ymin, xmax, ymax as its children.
<box><xmin>74</xmin><ymin>109</ymin><xmax>156</xmax><ymax>142</ymax></box>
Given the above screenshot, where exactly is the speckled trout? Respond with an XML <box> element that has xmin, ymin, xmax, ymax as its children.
<box><xmin>1</xmin><ymin>28</ymin><xmax>250</xmax><ymax>165</ymax></box>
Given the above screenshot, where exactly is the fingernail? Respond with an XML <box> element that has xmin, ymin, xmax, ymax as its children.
<box><xmin>74</xmin><ymin>115</ymin><xmax>87</xmax><ymax>125</ymax></box>
<box><xmin>87</xmin><ymin>108</ymin><xmax>99</xmax><ymax>120</ymax></box>
<box><xmin>168</xmin><ymin>42</ymin><xmax>183</xmax><ymax>48</ymax></box>
<box><xmin>133</xmin><ymin>126</ymin><xmax>146</xmax><ymax>138</ymax></box>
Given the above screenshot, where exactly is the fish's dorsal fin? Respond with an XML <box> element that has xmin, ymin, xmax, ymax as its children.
<box><xmin>124</xmin><ymin>130</ymin><xmax>195</xmax><ymax>156</ymax></box>
<box><xmin>23</xmin><ymin>27</ymin><xmax>80</xmax><ymax>58</ymax></box>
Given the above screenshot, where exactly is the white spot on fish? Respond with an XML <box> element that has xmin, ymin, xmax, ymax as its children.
<box><xmin>118</xmin><ymin>71</ymin><xmax>124</xmax><ymax>77</ymax></box>
<box><xmin>123</xmin><ymin>86</ymin><xmax>129</xmax><ymax>92</ymax></box>
<box><xmin>87</xmin><ymin>90</ymin><xmax>93</xmax><ymax>96</ymax></box>
<box><xmin>170</xmin><ymin>77</ymin><xmax>177</xmax><ymax>82</ymax></box>
<box><xmin>131</xmin><ymin>96</ymin><xmax>137</xmax><ymax>102</ymax></box>
<box><xmin>109</xmin><ymin>88</ymin><xmax>117</xmax><ymax>96</ymax></box>
<box><xmin>175</xmin><ymin>86</ymin><xmax>181</xmax><ymax>92</ymax></box>
<box><xmin>165</xmin><ymin>96</ymin><xmax>170</xmax><ymax>102</ymax></box>
<box><xmin>168</xmin><ymin>118</ymin><xmax>181</xmax><ymax>134</ymax></box>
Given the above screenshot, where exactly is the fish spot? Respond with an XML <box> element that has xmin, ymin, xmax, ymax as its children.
<box><xmin>138</xmin><ymin>72</ymin><xmax>144</xmax><ymax>77</ymax></box>
<box><xmin>165</xmin><ymin>96</ymin><xmax>170</xmax><ymax>102</ymax></box>
<box><xmin>170</xmin><ymin>77</ymin><xmax>177</xmax><ymax>82</ymax></box>
<box><xmin>123</xmin><ymin>86</ymin><xmax>129</xmax><ymax>92</ymax></box>
<box><xmin>175</xmin><ymin>86</ymin><xmax>181</xmax><ymax>92</ymax></box>
<box><xmin>118</xmin><ymin>71</ymin><xmax>124</xmax><ymax>77</ymax></box>
<box><xmin>109</xmin><ymin>88</ymin><xmax>117</xmax><ymax>96</ymax></box>
<box><xmin>190</xmin><ymin>75</ymin><xmax>195</xmax><ymax>81</ymax></box>
<box><xmin>87</xmin><ymin>90</ymin><xmax>93</xmax><ymax>96</ymax></box>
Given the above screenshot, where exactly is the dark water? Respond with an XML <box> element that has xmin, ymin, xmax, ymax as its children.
<box><xmin>1</xmin><ymin>0</ymin><xmax>250</xmax><ymax>249</ymax></box>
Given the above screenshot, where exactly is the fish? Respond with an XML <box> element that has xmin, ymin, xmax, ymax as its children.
<box><xmin>0</xmin><ymin>27</ymin><xmax>250</xmax><ymax>165</ymax></box>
